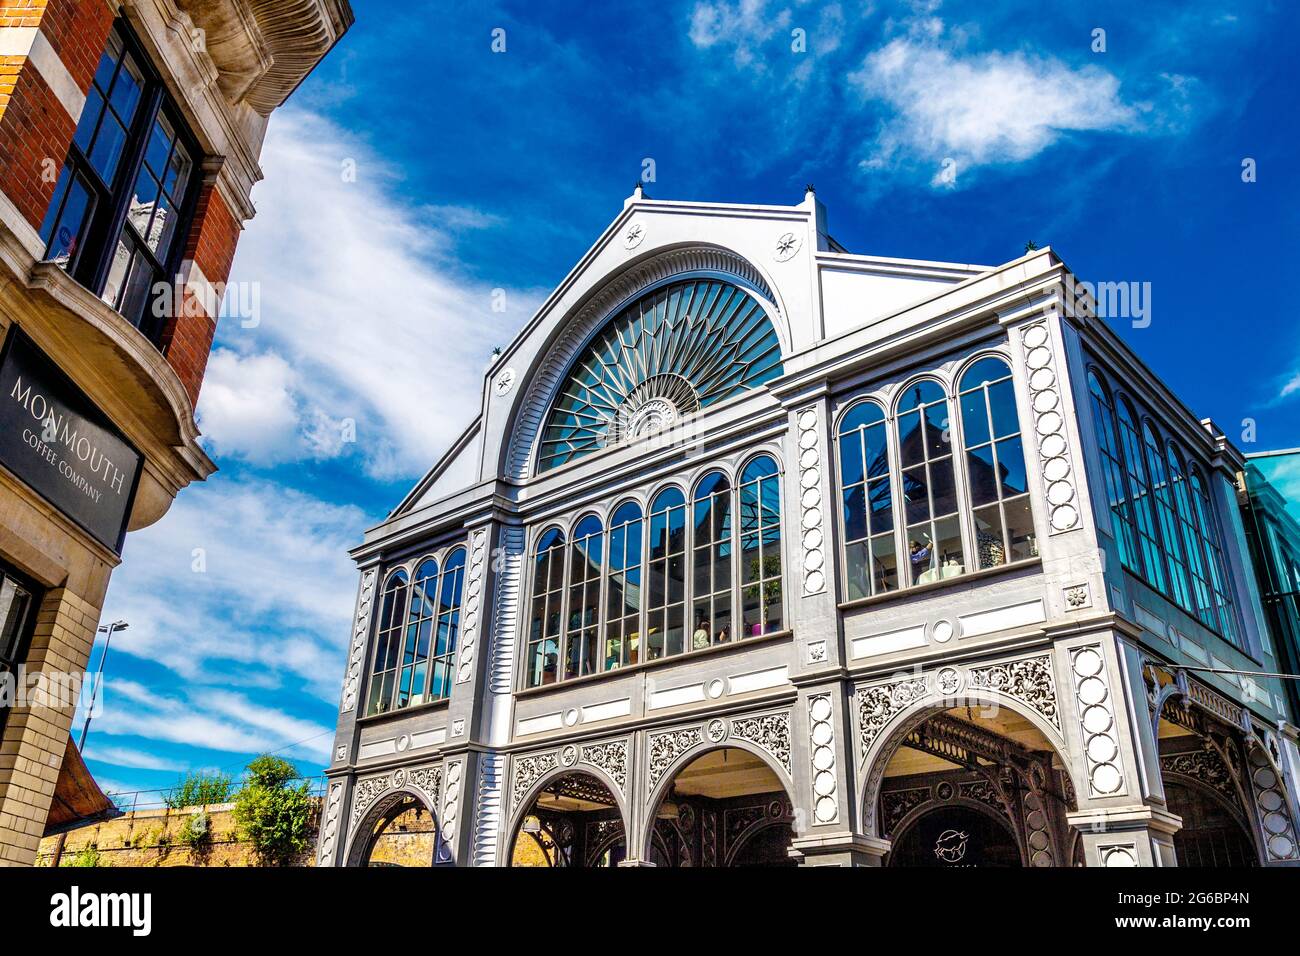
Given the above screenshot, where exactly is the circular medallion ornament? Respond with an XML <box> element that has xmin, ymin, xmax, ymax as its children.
<box><xmin>774</xmin><ymin>231</ymin><xmax>802</xmax><ymax>262</ymax></box>
<box><xmin>623</xmin><ymin>221</ymin><xmax>646</xmax><ymax>249</ymax></box>
<box><xmin>936</xmin><ymin>667</ymin><xmax>962</xmax><ymax>695</ymax></box>
<box><xmin>560</xmin><ymin>745</ymin><xmax>578</xmax><ymax>767</ymax></box>
<box><xmin>494</xmin><ymin>367</ymin><xmax>516</xmax><ymax>396</ymax></box>
<box><xmin>706</xmin><ymin>718</ymin><xmax>727</xmax><ymax>742</ymax></box>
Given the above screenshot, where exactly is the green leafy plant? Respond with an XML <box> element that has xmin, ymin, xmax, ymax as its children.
<box><xmin>165</xmin><ymin>771</ymin><xmax>233</xmax><ymax>809</ymax></box>
<box><xmin>178</xmin><ymin>808</ymin><xmax>213</xmax><ymax>860</ymax></box>
<box><xmin>62</xmin><ymin>844</ymin><xmax>102</xmax><ymax>868</ymax></box>
<box><xmin>232</xmin><ymin>755</ymin><xmax>314</xmax><ymax>866</ymax></box>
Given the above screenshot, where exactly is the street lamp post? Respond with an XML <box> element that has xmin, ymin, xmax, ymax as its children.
<box><xmin>78</xmin><ymin>620</ymin><xmax>127</xmax><ymax>751</ymax></box>
<box><xmin>52</xmin><ymin>619</ymin><xmax>127</xmax><ymax>867</ymax></box>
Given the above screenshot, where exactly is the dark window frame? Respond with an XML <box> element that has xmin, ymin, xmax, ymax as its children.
<box><xmin>0</xmin><ymin>560</ymin><xmax>44</xmax><ymax>737</ymax></box>
<box><xmin>38</xmin><ymin>19</ymin><xmax>203</xmax><ymax>347</ymax></box>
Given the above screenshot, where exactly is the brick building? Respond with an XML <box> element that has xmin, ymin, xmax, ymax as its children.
<box><xmin>0</xmin><ymin>0</ymin><xmax>352</xmax><ymax>866</ymax></box>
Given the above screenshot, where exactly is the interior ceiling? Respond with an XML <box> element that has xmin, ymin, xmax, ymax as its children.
<box><xmin>884</xmin><ymin>706</ymin><xmax>1061</xmax><ymax>778</ymax></box>
<box><xmin>668</xmin><ymin>748</ymin><xmax>780</xmax><ymax>801</ymax></box>
<box><xmin>1158</xmin><ymin>716</ymin><xmax>1195</xmax><ymax>739</ymax></box>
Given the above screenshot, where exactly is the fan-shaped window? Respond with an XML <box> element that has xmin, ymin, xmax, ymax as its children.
<box><xmin>1189</xmin><ymin>467</ymin><xmax>1239</xmax><ymax>646</ymax></box>
<box><xmin>605</xmin><ymin>501</ymin><xmax>643</xmax><ymax>672</ymax></box>
<box><xmin>896</xmin><ymin>380</ymin><xmax>963</xmax><ymax>585</ymax></box>
<box><xmin>647</xmin><ymin>487</ymin><xmax>687</xmax><ymax>662</ymax></box>
<box><xmin>367</xmin><ymin>570</ymin><xmax>410</xmax><ymax>715</ymax></box>
<box><xmin>739</xmin><ymin>455</ymin><xmax>783</xmax><ymax>636</ymax></box>
<box><xmin>838</xmin><ymin>400</ymin><xmax>895</xmax><ymax>599</ymax></box>
<box><xmin>959</xmin><ymin>357</ymin><xmax>1034</xmax><ymax>569</ymax></box>
<box><xmin>1143</xmin><ymin>421</ymin><xmax>1192</xmax><ymax>612</ymax></box>
<box><xmin>526</xmin><ymin>528</ymin><xmax>566</xmax><ymax>688</ymax></box>
<box><xmin>1116</xmin><ymin>398</ymin><xmax>1166</xmax><ymax>593</ymax></box>
<box><xmin>538</xmin><ymin>278</ymin><xmax>784</xmax><ymax>472</ymax></box>
<box><xmin>1087</xmin><ymin>371</ymin><xmax>1140</xmax><ymax>572</ymax></box>
<box><xmin>565</xmin><ymin>515</ymin><xmax>604</xmax><ymax>679</ymax></box>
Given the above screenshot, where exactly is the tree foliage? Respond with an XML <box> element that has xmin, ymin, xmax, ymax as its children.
<box><xmin>232</xmin><ymin>755</ymin><xmax>314</xmax><ymax>866</ymax></box>
<box><xmin>164</xmin><ymin>770</ymin><xmax>233</xmax><ymax>809</ymax></box>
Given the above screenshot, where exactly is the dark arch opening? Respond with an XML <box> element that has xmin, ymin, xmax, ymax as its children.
<box><xmin>646</xmin><ymin>746</ymin><xmax>796</xmax><ymax>867</ymax></box>
<box><xmin>352</xmin><ymin>794</ymin><xmax>436</xmax><ymax>867</ymax></box>
<box><xmin>509</xmin><ymin>770</ymin><xmax>626</xmax><ymax>868</ymax></box>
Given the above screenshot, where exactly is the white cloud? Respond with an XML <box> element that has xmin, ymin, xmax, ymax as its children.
<box><xmin>82</xmin><ymin>745</ymin><xmax>181</xmax><ymax>772</ymax></box>
<box><xmin>103</xmin><ymin>475</ymin><xmax>366</xmax><ymax>701</ymax></box>
<box><xmin>850</xmin><ymin>38</ymin><xmax>1138</xmax><ymax>182</ymax></box>
<box><xmin>196</xmin><ymin>350</ymin><xmax>300</xmax><ymax>464</ymax></box>
<box><xmin>205</xmin><ymin>108</ymin><xmax>541</xmax><ymax>481</ymax></box>
<box><xmin>95</xmin><ymin>678</ymin><xmax>332</xmax><ymax>764</ymax></box>
<box><xmin>1279</xmin><ymin>371</ymin><xmax>1300</xmax><ymax>400</ymax></box>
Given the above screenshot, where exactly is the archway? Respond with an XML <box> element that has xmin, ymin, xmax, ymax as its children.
<box><xmin>509</xmin><ymin>770</ymin><xmax>627</xmax><ymax>867</ymax></box>
<box><xmin>350</xmin><ymin>793</ymin><xmax>437</xmax><ymax>867</ymax></box>
<box><xmin>1154</xmin><ymin>699</ymin><xmax>1261</xmax><ymax>866</ymax></box>
<box><xmin>871</xmin><ymin>703</ymin><xmax>1077</xmax><ymax>867</ymax></box>
<box><xmin>644</xmin><ymin>746</ymin><xmax>796</xmax><ymax>867</ymax></box>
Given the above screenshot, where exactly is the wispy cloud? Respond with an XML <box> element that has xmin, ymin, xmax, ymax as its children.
<box><xmin>94</xmin><ymin>679</ymin><xmax>332</xmax><ymax>764</ymax></box>
<box><xmin>103</xmin><ymin>474</ymin><xmax>366</xmax><ymax>700</ymax></box>
<box><xmin>200</xmin><ymin>108</ymin><xmax>541</xmax><ymax>480</ymax></box>
<box><xmin>850</xmin><ymin>37</ymin><xmax>1137</xmax><ymax>186</ymax></box>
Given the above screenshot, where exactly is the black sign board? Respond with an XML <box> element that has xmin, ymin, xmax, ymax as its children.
<box><xmin>0</xmin><ymin>328</ymin><xmax>142</xmax><ymax>554</ymax></box>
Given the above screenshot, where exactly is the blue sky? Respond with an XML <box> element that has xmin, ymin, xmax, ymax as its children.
<box><xmin>78</xmin><ymin>0</ymin><xmax>1300</xmax><ymax>799</ymax></box>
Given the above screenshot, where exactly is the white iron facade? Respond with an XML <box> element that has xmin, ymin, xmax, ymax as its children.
<box><xmin>318</xmin><ymin>189</ymin><xmax>1300</xmax><ymax>867</ymax></box>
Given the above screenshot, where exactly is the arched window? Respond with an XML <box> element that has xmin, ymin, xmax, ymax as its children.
<box><xmin>958</xmin><ymin>357</ymin><xmax>1033</xmax><ymax>569</ymax></box>
<box><xmin>538</xmin><ymin>278</ymin><xmax>784</xmax><ymax>472</ymax></box>
<box><xmin>1116</xmin><ymin>398</ymin><xmax>1166</xmax><ymax>593</ymax></box>
<box><xmin>605</xmin><ymin>501</ymin><xmax>643</xmax><ymax>672</ymax></box>
<box><xmin>1167</xmin><ymin>444</ymin><xmax>1215</xmax><ymax>630</ymax></box>
<box><xmin>1086</xmin><ymin>371</ymin><xmax>1140</xmax><ymax>572</ymax></box>
<box><xmin>429</xmin><ymin>547</ymin><xmax>466</xmax><ymax>701</ymax></box>
<box><xmin>397</xmin><ymin>557</ymin><xmax>438</xmax><ymax>709</ymax></box>
<box><xmin>647</xmin><ymin>487</ymin><xmax>686</xmax><ymax>662</ymax></box>
<box><xmin>1189</xmin><ymin>466</ymin><xmax>1239</xmax><ymax>645</ymax></box>
<box><xmin>367</xmin><ymin>570</ymin><xmax>409</xmax><ymax>714</ymax></box>
<box><xmin>692</xmin><ymin>472</ymin><xmax>734</xmax><ymax>649</ymax></box>
<box><xmin>565</xmin><ymin>515</ymin><xmax>604</xmax><ymax>680</ymax></box>
<box><xmin>838</xmin><ymin>400</ymin><xmax>895</xmax><ymax>599</ymax></box>
<box><xmin>896</xmin><ymin>380</ymin><xmax>963</xmax><ymax>586</ymax></box>
<box><xmin>739</xmin><ymin>455</ymin><xmax>782</xmax><ymax>637</ymax></box>
<box><xmin>526</xmin><ymin>528</ymin><xmax>566</xmax><ymax>688</ymax></box>
<box><xmin>1143</xmin><ymin>421</ymin><xmax>1192</xmax><ymax>612</ymax></box>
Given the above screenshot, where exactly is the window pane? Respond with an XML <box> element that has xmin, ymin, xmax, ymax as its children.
<box><xmin>973</xmin><ymin>503</ymin><xmax>1007</xmax><ymax>569</ymax></box>
<box><xmin>1005</xmin><ymin>496</ymin><xmax>1037</xmax><ymax>561</ymax></box>
<box><xmin>73</xmin><ymin>88</ymin><xmax>104</xmax><ymax>152</ymax></box>
<box><xmin>843</xmin><ymin>486</ymin><xmax>866</xmax><ymax>542</ymax></box>
<box><xmin>966</xmin><ymin>444</ymin><xmax>999</xmax><ymax>506</ymax></box>
<box><xmin>871</xmin><ymin>535</ymin><xmax>898</xmax><ymax>593</ymax></box>
<box><xmin>868</xmin><ymin>477</ymin><xmax>894</xmax><ymax>533</ymax></box>
<box><xmin>845</xmin><ymin>540</ymin><xmax>869</xmax><ymax>601</ymax></box>
<box><xmin>839</xmin><ymin>432</ymin><xmax>864</xmax><ymax>487</ymax></box>
<box><xmin>163</xmin><ymin>139</ymin><xmax>191</xmax><ymax>202</ymax></box>
<box><xmin>89</xmin><ymin>115</ymin><xmax>128</xmax><ymax>182</ymax></box>
<box><xmin>101</xmin><ymin>239</ymin><xmax>133</xmax><ymax>308</ymax></box>
<box><xmin>902</xmin><ymin>465</ymin><xmax>929</xmax><ymax>524</ymax></box>
<box><xmin>898</xmin><ymin>410</ymin><xmax>924</xmax><ymax>466</ymax></box>
<box><xmin>960</xmin><ymin>389</ymin><xmax>990</xmax><ymax>447</ymax></box>
<box><xmin>107</xmin><ymin>52</ymin><xmax>143</xmax><ymax>124</ymax></box>
<box><xmin>929</xmin><ymin>461</ymin><xmax>959</xmax><ymax>517</ymax></box>
<box><xmin>144</xmin><ymin>118</ymin><xmax>172</xmax><ymax>176</ymax></box>
<box><xmin>995</xmin><ymin>436</ymin><xmax>1028</xmax><ymax>496</ymax></box>
<box><xmin>41</xmin><ymin>172</ymin><xmax>93</xmax><ymax>268</ymax></box>
<box><xmin>987</xmin><ymin>379</ymin><xmax>1019</xmax><ymax>437</ymax></box>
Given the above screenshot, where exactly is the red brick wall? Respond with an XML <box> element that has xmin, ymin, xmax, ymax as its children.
<box><xmin>161</xmin><ymin>183</ymin><xmax>242</xmax><ymax>406</ymax></box>
<box><xmin>0</xmin><ymin>1</ymin><xmax>245</xmax><ymax>409</ymax></box>
<box><xmin>0</xmin><ymin>0</ymin><xmax>112</xmax><ymax>229</ymax></box>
